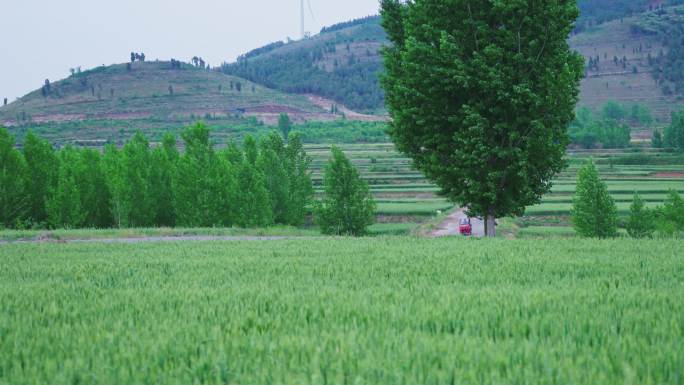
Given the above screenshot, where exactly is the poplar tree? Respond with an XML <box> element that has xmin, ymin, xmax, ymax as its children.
<box><xmin>316</xmin><ymin>147</ymin><xmax>375</xmax><ymax>236</ymax></box>
<box><xmin>258</xmin><ymin>133</ymin><xmax>290</xmax><ymax>224</ymax></box>
<box><xmin>380</xmin><ymin>0</ymin><xmax>584</xmax><ymax>236</ymax></box>
<box><xmin>47</xmin><ymin>147</ymin><xmax>84</xmax><ymax>229</ymax></box>
<box><xmin>0</xmin><ymin>128</ymin><xmax>28</xmax><ymax>228</ymax></box>
<box><xmin>284</xmin><ymin>133</ymin><xmax>313</xmax><ymax>226</ymax></box>
<box><xmin>572</xmin><ymin>160</ymin><xmax>618</xmax><ymax>238</ymax></box>
<box><xmin>120</xmin><ymin>132</ymin><xmax>153</xmax><ymax>227</ymax></box>
<box><xmin>174</xmin><ymin>123</ymin><xmax>235</xmax><ymax>227</ymax></box>
<box><xmin>149</xmin><ymin>133</ymin><xmax>178</xmax><ymax>227</ymax></box>
<box><xmin>22</xmin><ymin>131</ymin><xmax>58</xmax><ymax>225</ymax></box>
<box><xmin>75</xmin><ymin>148</ymin><xmax>113</xmax><ymax>228</ymax></box>
<box><xmin>626</xmin><ymin>192</ymin><xmax>654</xmax><ymax>239</ymax></box>
<box><xmin>235</xmin><ymin>160</ymin><xmax>272</xmax><ymax>228</ymax></box>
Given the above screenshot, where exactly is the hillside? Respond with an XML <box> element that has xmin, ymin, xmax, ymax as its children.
<box><xmin>220</xmin><ymin>16</ymin><xmax>388</xmax><ymax>113</ymax></box>
<box><xmin>0</xmin><ymin>60</ymin><xmax>346</xmax><ymax>143</ymax></box>
<box><xmin>224</xmin><ymin>3</ymin><xmax>684</xmax><ymax>125</ymax></box>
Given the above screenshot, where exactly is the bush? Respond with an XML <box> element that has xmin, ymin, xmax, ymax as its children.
<box><xmin>316</xmin><ymin>147</ymin><xmax>375</xmax><ymax>236</ymax></box>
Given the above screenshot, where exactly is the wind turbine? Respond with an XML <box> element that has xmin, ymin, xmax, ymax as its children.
<box><xmin>300</xmin><ymin>0</ymin><xmax>315</xmax><ymax>39</ymax></box>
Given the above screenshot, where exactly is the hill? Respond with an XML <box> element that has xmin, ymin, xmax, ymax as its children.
<box><xmin>0</xmin><ymin>60</ymin><xmax>350</xmax><ymax>144</ymax></box>
<box><xmin>223</xmin><ymin>3</ymin><xmax>684</xmax><ymax>125</ymax></box>
<box><xmin>220</xmin><ymin>16</ymin><xmax>388</xmax><ymax>113</ymax></box>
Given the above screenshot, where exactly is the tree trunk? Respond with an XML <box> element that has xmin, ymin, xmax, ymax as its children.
<box><xmin>484</xmin><ymin>209</ymin><xmax>496</xmax><ymax>238</ymax></box>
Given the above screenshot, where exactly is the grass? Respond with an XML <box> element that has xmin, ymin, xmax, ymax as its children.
<box><xmin>0</xmin><ymin>237</ymin><xmax>682</xmax><ymax>384</ymax></box>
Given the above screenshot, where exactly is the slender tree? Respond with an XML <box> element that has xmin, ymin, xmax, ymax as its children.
<box><xmin>0</xmin><ymin>128</ymin><xmax>28</xmax><ymax>228</ymax></box>
<box><xmin>174</xmin><ymin>123</ymin><xmax>235</xmax><ymax>227</ymax></box>
<box><xmin>47</xmin><ymin>147</ymin><xmax>84</xmax><ymax>229</ymax></box>
<box><xmin>75</xmin><ymin>148</ymin><xmax>113</xmax><ymax>228</ymax></box>
<box><xmin>149</xmin><ymin>133</ymin><xmax>178</xmax><ymax>227</ymax></box>
<box><xmin>626</xmin><ymin>192</ymin><xmax>654</xmax><ymax>238</ymax></box>
<box><xmin>380</xmin><ymin>0</ymin><xmax>584</xmax><ymax>236</ymax></box>
<box><xmin>316</xmin><ymin>147</ymin><xmax>375</xmax><ymax>236</ymax></box>
<box><xmin>22</xmin><ymin>131</ymin><xmax>58</xmax><ymax>225</ymax></box>
<box><xmin>258</xmin><ymin>133</ymin><xmax>290</xmax><ymax>224</ymax></box>
<box><xmin>284</xmin><ymin>133</ymin><xmax>313</xmax><ymax>226</ymax></box>
<box><xmin>278</xmin><ymin>113</ymin><xmax>293</xmax><ymax>142</ymax></box>
<box><xmin>235</xmin><ymin>160</ymin><xmax>272</xmax><ymax>228</ymax></box>
<box><xmin>572</xmin><ymin>160</ymin><xmax>618</xmax><ymax>238</ymax></box>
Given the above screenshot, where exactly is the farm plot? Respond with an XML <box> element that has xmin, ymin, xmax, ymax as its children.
<box><xmin>309</xmin><ymin>144</ymin><xmax>684</xmax><ymax>236</ymax></box>
<box><xmin>0</xmin><ymin>237</ymin><xmax>682</xmax><ymax>384</ymax></box>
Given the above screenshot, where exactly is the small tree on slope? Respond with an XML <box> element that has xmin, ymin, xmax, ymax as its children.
<box><xmin>380</xmin><ymin>0</ymin><xmax>584</xmax><ymax>237</ymax></box>
<box><xmin>316</xmin><ymin>147</ymin><xmax>375</xmax><ymax>236</ymax></box>
<box><xmin>572</xmin><ymin>160</ymin><xmax>618</xmax><ymax>238</ymax></box>
<box><xmin>626</xmin><ymin>192</ymin><xmax>654</xmax><ymax>239</ymax></box>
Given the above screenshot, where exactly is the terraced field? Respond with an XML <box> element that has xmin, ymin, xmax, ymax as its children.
<box><xmin>308</xmin><ymin>144</ymin><xmax>684</xmax><ymax>236</ymax></box>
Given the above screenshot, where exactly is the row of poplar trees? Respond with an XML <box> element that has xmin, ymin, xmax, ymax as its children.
<box><xmin>0</xmin><ymin>123</ymin><xmax>313</xmax><ymax>229</ymax></box>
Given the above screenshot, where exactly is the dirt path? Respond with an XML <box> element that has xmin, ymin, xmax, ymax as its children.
<box><xmin>305</xmin><ymin>95</ymin><xmax>388</xmax><ymax>122</ymax></box>
<box><xmin>430</xmin><ymin>208</ymin><xmax>485</xmax><ymax>238</ymax></box>
<box><xmin>0</xmin><ymin>236</ymin><xmax>294</xmax><ymax>245</ymax></box>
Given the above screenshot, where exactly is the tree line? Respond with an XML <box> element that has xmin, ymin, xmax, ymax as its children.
<box><xmin>0</xmin><ymin>124</ymin><xmax>313</xmax><ymax>230</ymax></box>
<box><xmin>570</xmin><ymin>101</ymin><xmax>656</xmax><ymax>149</ymax></box>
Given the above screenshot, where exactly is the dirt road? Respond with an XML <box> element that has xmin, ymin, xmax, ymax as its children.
<box><xmin>430</xmin><ymin>208</ymin><xmax>485</xmax><ymax>238</ymax></box>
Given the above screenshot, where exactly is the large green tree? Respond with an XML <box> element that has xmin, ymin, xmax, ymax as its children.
<box><xmin>380</xmin><ymin>0</ymin><xmax>584</xmax><ymax>236</ymax></box>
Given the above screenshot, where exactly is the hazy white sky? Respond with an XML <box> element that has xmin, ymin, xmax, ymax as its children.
<box><xmin>0</xmin><ymin>0</ymin><xmax>380</xmax><ymax>101</ymax></box>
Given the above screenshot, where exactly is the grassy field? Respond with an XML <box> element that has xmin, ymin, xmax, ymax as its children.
<box><xmin>0</xmin><ymin>237</ymin><xmax>682</xmax><ymax>384</ymax></box>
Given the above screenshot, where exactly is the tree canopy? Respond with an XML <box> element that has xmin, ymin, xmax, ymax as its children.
<box><xmin>380</xmin><ymin>0</ymin><xmax>584</xmax><ymax>236</ymax></box>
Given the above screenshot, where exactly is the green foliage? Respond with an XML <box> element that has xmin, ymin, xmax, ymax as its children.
<box><xmin>569</xmin><ymin>102</ymin><xmax>634</xmax><ymax>149</ymax></box>
<box><xmin>47</xmin><ymin>147</ymin><xmax>84</xmax><ymax>229</ymax></box>
<box><xmin>626</xmin><ymin>192</ymin><xmax>655</xmax><ymax>238</ymax></box>
<box><xmin>21</xmin><ymin>131</ymin><xmax>57</xmax><ymax>225</ymax></box>
<box><xmin>664</xmin><ymin>109</ymin><xmax>684</xmax><ymax>150</ymax></box>
<box><xmin>316</xmin><ymin>147</ymin><xmax>375</xmax><ymax>236</ymax></box>
<box><xmin>652</xmin><ymin>130</ymin><xmax>664</xmax><ymax>148</ymax></box>
<box><xmin>3</xmin><ymin>125</ymin><xmax>313</xmax><ymax>230</ymax></box>
<box><xmin>75</xmin><ymin>148</ymin><xmax>113</xmax><ymax>228</ymax></box>
<box><xmin>149</xmin><ymin>134</ymin><xmax>178</xmax><ymax>227</ymax></box>
<box><xmin>380</xmin><ymin>0</ymin><xmax>584</xmax><ymax>235</ymax></box>
<box><xmin>120</xmin><ymin>132</ymin><xmax>154</xmax><ymax>227</ymax></box>
<box><xmin>1</xmin><ymin>238</ymin><xmax>683</xmax><ymax>384</ymax></box>
<box><xmin>0</xmin><ymin>128</ymin><xmax>28</xmax><ymax>228</ymax></box>
<box><xmin>174</xmin><ymin>123</ymin><xmax>234</xmax><ymax>227</ymax></box>
<box><xmin>655</xmin><ymin>189</ymin><xmax>684</xmax><ymax>236</ymax></box>
<box><xmin>572</xmin><ymin>160</ymin><xmax>618</xmax><ymax>238</ymax></box>
<box><xmin>283</xmin><ymin>133</ymin><xmax>314</xmax><ymax>226</ymax></box>
<box><xmin>235</xmin><ymin>160</ymin><xmax>272</xmax><ymax>228</ymax></box>
<box><xmin>277</xmin><ymin>114</ymin><xmax>292</xmax><ymax>142</ymax></box>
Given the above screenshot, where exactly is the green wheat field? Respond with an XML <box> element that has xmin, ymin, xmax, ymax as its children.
<box><xmin>1</xmin><ymin>237</ymin><xmax>682</xmax><ymax>384</ymax></box>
